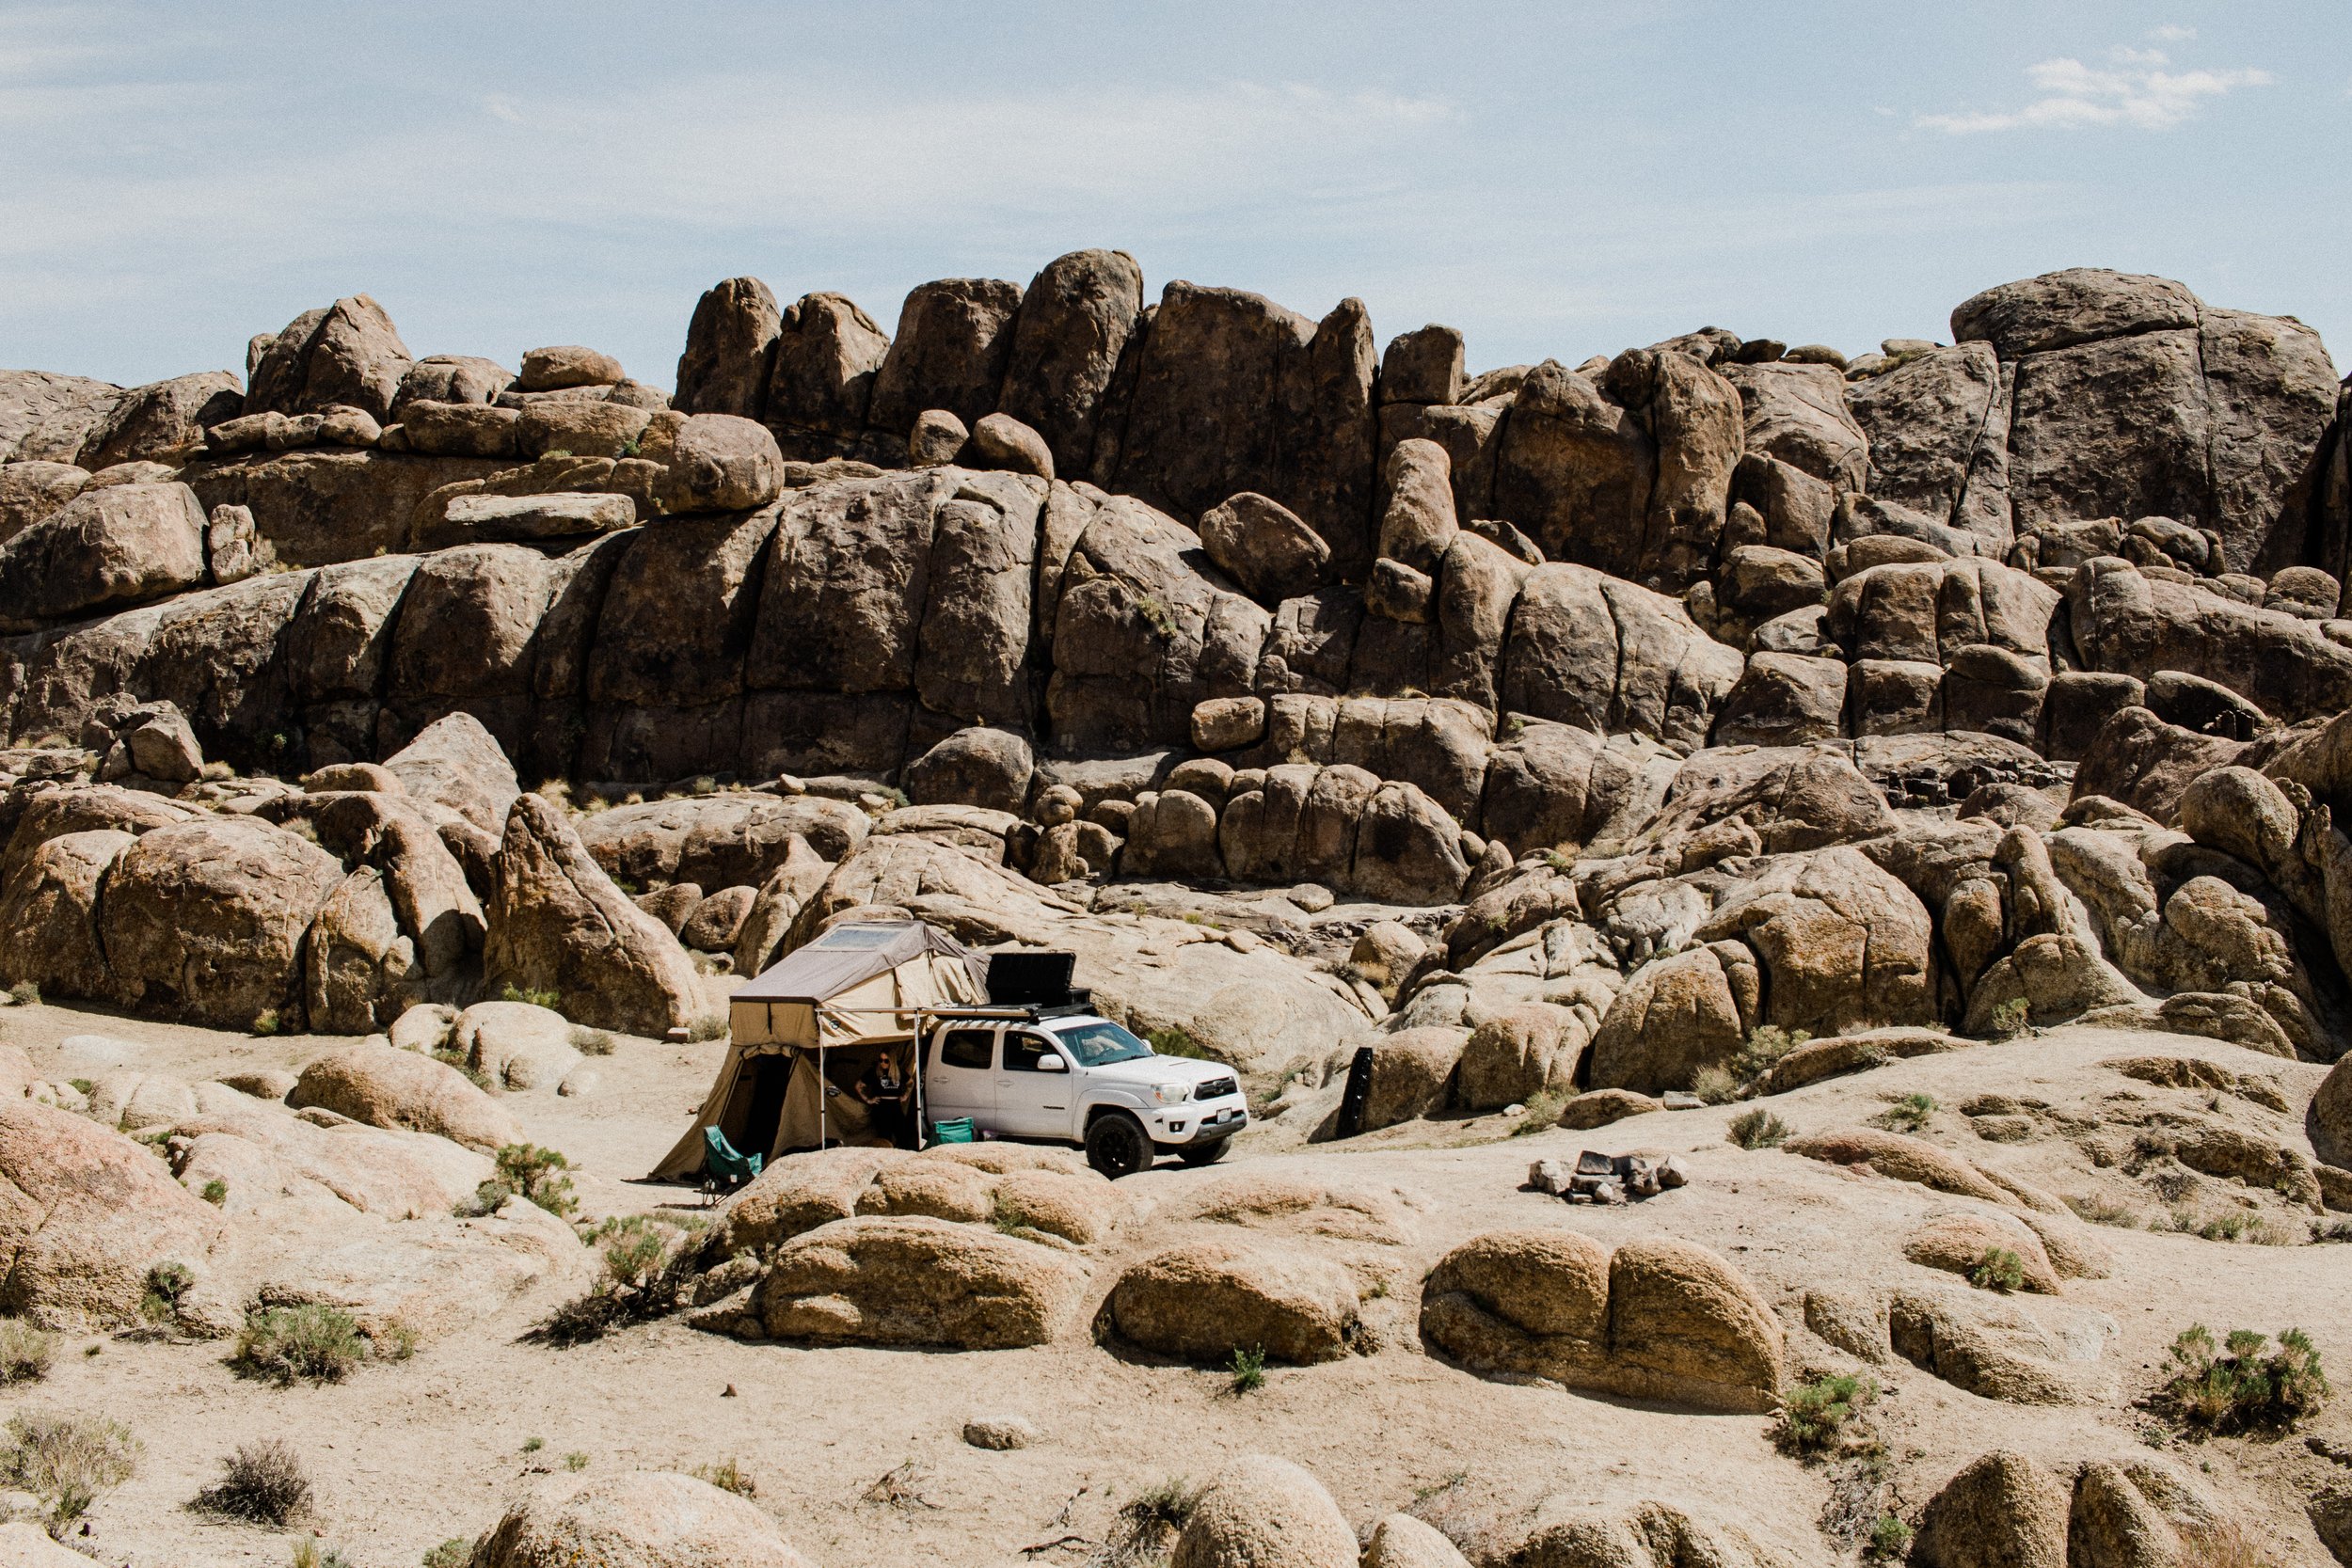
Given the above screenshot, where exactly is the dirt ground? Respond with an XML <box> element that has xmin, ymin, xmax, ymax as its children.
<box><xmin>5</xmin><ymin>996</ymin><xmax>2348</xmax><ymax>1566</ymax></box>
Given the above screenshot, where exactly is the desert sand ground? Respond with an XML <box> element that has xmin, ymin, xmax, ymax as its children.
<box><xmin>4</xmin><ymin>996</ymin><xmax>2346</xmax><ymax>1566</ymax></box>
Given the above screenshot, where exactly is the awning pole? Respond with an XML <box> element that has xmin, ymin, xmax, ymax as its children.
<box><xmin>818</xmin><ymin>1041</ymin><xmax>827</xmax><ymax>1148</ymax></box>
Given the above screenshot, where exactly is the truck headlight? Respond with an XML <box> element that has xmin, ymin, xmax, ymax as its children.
<box><xmin>1152</xmin><ymin>1084</ymin><xmax>1189</xmax><ymax>1104</ymax></box>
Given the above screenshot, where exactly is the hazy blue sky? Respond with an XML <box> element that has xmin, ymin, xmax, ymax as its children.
<box><xmin>6</xmin><ymin>2</ymin><xmax>2346</xmax><ymax>389</ymax></box>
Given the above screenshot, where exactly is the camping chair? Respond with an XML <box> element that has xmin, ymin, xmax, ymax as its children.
<box><xmin>701</xmin><ymin>1127</ymin><xmax>763</xmax><ymax>1207</ymax></box>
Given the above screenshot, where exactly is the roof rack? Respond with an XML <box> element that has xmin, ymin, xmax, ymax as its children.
<box><xmin>923</xmin><ymin>998</ymin><xmax>1098</xmax><ymax>1024</ymax></box>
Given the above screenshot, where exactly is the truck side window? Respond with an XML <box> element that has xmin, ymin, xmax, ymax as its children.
<box><xmin>938</xmin><ymin>1029</ymin><xmax>993</xmax><ymax>1070</ymax></box>
<box><xmin>1002</xmin><ymin>1033</ymin><xmax>1061</xmax><ymax>1072</ymax></box>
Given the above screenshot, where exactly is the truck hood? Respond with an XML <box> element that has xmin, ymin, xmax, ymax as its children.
<box><xmin>1086</xmin><ymin>1055</ymin><xmax>1238</xmax><ymax>1093</ymax></box>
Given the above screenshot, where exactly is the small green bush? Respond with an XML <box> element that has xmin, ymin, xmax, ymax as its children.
<box><xmin>200</xmin><ymin>1179</ymin><xmax>229</xmax><ymax>1206</ymax></box>
<box><xmin>521</xmin><ymin>1435</ymin><xmax>545</xmax><ymax>1453</ymax></box>
<box><xmin>434</xmin><ymin>1045</ymin><xmax>492</xmax><ymax>1090</ymax></box>
<box><xmin>688</xmin><ymin>1013</ymin><xmax>729</xmax><ymax>1042</ymax></box>
<box><xmin>1871</xmin><ymin>1092</ymin><xmax>1936</xmax><ymax>1133</ymax></box>
<box><xmin>140</xmin><ymin>1259</ymin><xmax>195</xmax><ymax>1324</ymax></box>
<box><xmin>2</xmin><ymin>1410</ymin><xmax>140</xmax><ymax>1538</ymax></box>
<box><xmin>1773</xmin><ymin>1372</ymin><xmax>1877</xmax><ymax>1457</ymax></box>
<box><xmin>250</xmin><ymin>1009</ymin><xmax>280</xmax><ymax>1037</ymax></box>
<box><xmin>691</xmin><ymin>1457</ymin><xmax>755</xmax><ymax>1497</ymax></box>
<box><xmin>1967</xmin><ymin>1247</ymin><xmax>2025</xmax><ymax>1292</ymax></box>
<box><xmin>1866</xmin><ymin>1513</ymin><xmax>1912</xmax><ymax>1560</ymax></box>
<box><xmin>8</xmin><ymin>980</ymin><xmax>39</xmax><ymax>1006</ymax></box>
<box><xmin>0</xmin><ymin>1318</ymin><xmax>57</xmax><ymax>1384</ymax></box>
<box><xmin>564</xmin><ymin>1451</ymin><xmax>588</xmax><ymax>1472</ymax></box>
<box><xmin>500</xmin><ymin>983</ymin><xmax>563</xmax><ymax>1011</ymax></box>
<box><xmin>1104</xmin><ymin>1477</ymin><xmax>1199</xmax><ymax>1566</ymax></box>
<box><xmin>1692</xmin><ymin>1065</ymin><xmax>1739</xmax><ymax>1105</ymax></box>
<box><xmin>2065</xmin><ymin>1192</ymin><xmax>2140</xmax><ymax>1228</ymax></box>
<box><xmin>421</xmin><ymin>1543</ymin><xmax>470</xmax><ymax>1568</ymax></box>
<box><xmin>1229</xmin><ymin>1344</ymin><xmax>1266</xmax><ymax>1394</ymax></box>
<box><xmin>2157</xmin><ymin>1324</ymin><xmax>2328</xmax><ymax>1434</ymax></box>
<box><xmin>293</xmin><ymin>1542</ymin><xmax>355</xmax><ymax>1568</ymax></box>
<box><xmin>193</xmin><ymin>1437</ymin><xmax>311</xmax><ymax>1526</ymax></box>
<box><xmin>233</xmin><ymin>1304</ymin><xmax>367</xmax><ymax>1385</ymax></box>
<box><xmin>1727</xmin><ymin>1109</ymin><xmax>1791</xmax><ymax>1149</ymax></box>
<box><xmin>494</xmin><ymin>1144</ymin><xmax>577</xmax><ymax>1218</ymax></box>
<box><xmin>1509</xmin><ymin>1088</ymin><xmax>1570</xmax><ymax>1136</ymax></box>
<box><xmin>1989</xmin><ymin>996</ymin><xmax>2032</xmax><ymax>1037</ymax></box>
<box><xmin>568</xmin><ymin>1025</ymin><xmax>616</xmax><ymax>1056</ymax></box>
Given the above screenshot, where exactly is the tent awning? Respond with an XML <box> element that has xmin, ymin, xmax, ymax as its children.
<box><xmin>730</xmin><ymin>920</ymin><xmax>985</xmax><ymax>1006</ymax></box>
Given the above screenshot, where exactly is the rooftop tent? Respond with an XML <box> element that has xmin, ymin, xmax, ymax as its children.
<box><xmin>650</xmin><ymin>920</ymin><xmax>988</xmax><ymax>1180</ymax></box>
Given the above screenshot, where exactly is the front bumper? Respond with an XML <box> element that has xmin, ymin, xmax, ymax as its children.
<box><xmin>1148</xmin><ymin>1099</ymin><xmax>1250</xmax><ymax>1145</ymax></box>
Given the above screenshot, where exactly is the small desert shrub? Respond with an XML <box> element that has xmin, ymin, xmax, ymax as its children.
<box><xmin>688</xmin><ymin>1013</ymin><xmax>729</xmax><ymax>1042</ymax></box>
<box><xmin>1692</xmin><ymin>1064</ymin><xmax>1739</xmax><ymax>1105</ymax></box>
<box><xmin>1509</xmin><ymin>1088</ymin><xmax>1570</xmax><ymax>1136</ymax></box>
<box><xmin>692</xmin><ymin>1457</ymin><xmax>755</xmax><ymax>1497</ymax></box>
<box><xmin>495</xmin><ymin>1143</ymin><xmax>577</xmax><ymax>1218</ymax></box>
<box><xmin>1866</xmin><ymin>1513</ymin><xmax>1912</xmax><ymax>1560</ymax></box>
<box><xmin>1102</xmin><ymin>1478</ymin><xmax>1200</xmax><ymax>1568</ymax></box>
<box><xmin>0</xmin><ymin>1318</ymin><xmax>57</xmax><ymax>1384</ymax></box>
<box><xmin>531</xmin><ymin>1214</ymin><xmax>698</xmax><ymax>1346</ymax></box>
<box><xmin>1871</xmin><ymin>1092</ymin><xmax>1936</xmax><ymax>1133</ymax></box>
<box><xmin>1774</xmin><ymin>1372</ymin><xmax>1877</xmax><ymax>1458</ymax></box>
<box><xmin>2</xmin><ymin>1410</ymin><xmax>140</xmax><ymax>1538</ymax></box>
<box><xmin>233</xmin><ymin>1304</ymin><xmax>367</xmax><ymax>1385</ymax></box>
<box><xmin>500</xmin><ymin>982</ymin><xmax>563</xmax><ymax>1011</ymax></box>
<box><xmin>2066</xmin><ymin>1192</ymin><xmax>2140</xmax><ymax>1228</ymax></box>
<box><xmin>434</xmin><ymin>1044</ymin><xmax>492</xmax><ymax>1091</ymax></box>
<box><xmin>564</xmin><ymin>1450</ymin><xmax>588</xmax><ymax>1472</ymax></box>
<box><xmin>1727</xmin><ymin>1108</ymin><xmax>1791</xmax><ymax>1149</ymax></box>
<box><xmin>521</xmin><ymin>1435</ymin><xmax>545</xmax><ymax>1453</ymax></box>
<box><xmin>140</xmin><ymin>1259</ymin><xmax>196</xmax><ymax>1325</ymax></box>
<box><xmin>1967</xmin><ymin>1247</ymin><xmax>2025</xmax><ymax>1292</ymax></box>
<box><xmin>292</xmin><ymin>1543</ymin><xmax>354</xmax><ymax>1568</ymax></box>
<box><xmin>8</xmin><ymin>980</ymin><xmax>38</xmax><ymax>1006</ymax></box>
<box><xmin>1988</xmin><ymin>996</ymin><xmax>2032</xmax><ymax>1037</ymax></box>
<box><xmin>1229</xmin><ymin>1344</ymin><xmax>1266</xmax><ymax>1393</ymax></box>
<box><xmin>200</xmin><ymin>1179</ymin><xmax>229</xmax><ymax>1206</ymax></box>
<box><xmin>1147</xmin><ymin>1026</ymin><xmax>1211</xmax><ymax>1059</ymax></box>
<box><xmin>568</xmin><ymin>1025</ymin><xmax>616</xmax><ymax>1056</ymax></box>
<box><xmin>250</xmin><ymin>1009</ymin><xmax>280</xmax><ymax>1037</ymax></box>
<box><xmin>2312</xmin><ymin>1218</ymin><xmax>2352</xmax><ymax>1244</ymax></box>
<box><xmin>2156</xmin><ymin>1324</ymin><xmax>2328</xmax><ymax>1434</ymax></box>
<box><xmin>421</xmin><ymin>1543</ymin><xmax>470</xmax><ymax>1568</ymax></box>
<box><xmin>193</xmin><ymin>1437</ymin><xmax>312</xmax><ymax>1526</ymax></box>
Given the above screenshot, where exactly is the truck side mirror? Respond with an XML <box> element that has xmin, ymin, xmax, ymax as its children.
<box><xmin>1035</xmin><ymin>1054</ymin><xmax>1067</xmax><ymax>1072</ymax></box>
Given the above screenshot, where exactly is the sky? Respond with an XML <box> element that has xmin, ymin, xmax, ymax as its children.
<box><xmin>5</xmin><ymin>2</ymin><xmax>2348</xmax><ymax>390</ymax></box>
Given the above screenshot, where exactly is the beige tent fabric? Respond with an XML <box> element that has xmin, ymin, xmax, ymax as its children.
<box><xmin>651</xmin><ymin>921</ymin><xmax>986</xmax><ymax>1180</ymax></box>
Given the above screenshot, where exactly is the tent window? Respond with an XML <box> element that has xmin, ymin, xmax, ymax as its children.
<box><xmin>938</xmin><ymin>1028</ymin><xmax>994</xmax><ymax>1069</ymax></box>
<box><xmin>1003</xmin><ymin>1033</ymin><xmax>1063</xmax><ymax>1073</ymax></box>
<box><xmin>813</xmin><ymin>927</ymin><xmax>902</xmax><ymax>950</ymax></box>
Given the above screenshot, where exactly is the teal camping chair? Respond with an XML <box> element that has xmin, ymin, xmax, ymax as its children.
<box><xmin>702</xmin><ymin>1127</ymin><xmax>763</xmax><ymax>1205</ymax></box>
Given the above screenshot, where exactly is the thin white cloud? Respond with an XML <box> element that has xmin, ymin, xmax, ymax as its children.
<box><xmin>1917</xmin><ymin>51</ymin><xmax>2270</xmax><ymax>134</ymax></box>
<box><xmin>483</xmin><ymin>95</ymin><xmax>523</xmax><ymax>125</ymax></box>
<box><xmin>2153</xmin><ymin>24</ymin><xmax>2196</xmax><ymax>42</ymax></box>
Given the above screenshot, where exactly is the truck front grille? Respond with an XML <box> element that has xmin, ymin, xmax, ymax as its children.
<box><xmin>1195</xmin><ymin>1076</ymin><xmax>1238</xmax><ymax>1101</ymax></box>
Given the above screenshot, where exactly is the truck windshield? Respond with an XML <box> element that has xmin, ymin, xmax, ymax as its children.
<box><xmin>1049</xmin><ymin>1020</ymin><xmax>1154</xmax><ymax>1066</ymax></box>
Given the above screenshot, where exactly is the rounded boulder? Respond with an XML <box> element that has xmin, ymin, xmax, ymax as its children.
<box><xmin>1107</xmin><ymin>1239</ymin><xmax>1359</xmax><ymax>1365</ymax></box>
<box><xmin>1172</xmin><ymin>1454</ymin><xmax>1359</xmax><ymax>1568</ymax></box>
<box><xmin>289</xmin><ymin>1039</ymin><xmax>523</xmax><ymax>1153</ymax></box>
<box><xmin>752</xmin><ymin>1215</ymin><xmax>1086</xmax><ymax>1349</ymax></box>
<box><xmin>470</xmin><ymin>1470</ymin><xmax>815</xmax><ymax>1568</ymax></box>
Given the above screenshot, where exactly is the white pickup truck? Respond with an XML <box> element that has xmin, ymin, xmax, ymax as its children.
<box><xmin>919</xmin><ymin>1009</ymin><xmax>1249</xmax><ymax>1179</ymax></box>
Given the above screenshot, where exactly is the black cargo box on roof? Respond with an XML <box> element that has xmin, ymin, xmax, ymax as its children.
<box><xmin>986</xmin><ymin>951</ymin><xmax>1077</xmax><ymax>1006</ymax></box>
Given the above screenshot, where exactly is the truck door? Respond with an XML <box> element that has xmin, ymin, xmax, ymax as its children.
<box><xmin>994</xmin><ymin>1029</ymin><xmax>1074</xmax><ymax>1138</ymax></box>
<box><xmin>926</xmin><ymin>1024</ymin><xmax>999</xmax><ymax>1131</ymax></box>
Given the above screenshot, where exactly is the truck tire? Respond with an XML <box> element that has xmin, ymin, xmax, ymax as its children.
<box><xmin>1176</xmin><ymin>1135</ymin><xmax>1231</xmax><ymax>1167</ymax></box>
<box><xmin>1085</xmin><ymin>1112</ymin><xmax>1152</xmax><ymax>1180</ymax></box>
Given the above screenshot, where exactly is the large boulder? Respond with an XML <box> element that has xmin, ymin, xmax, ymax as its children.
<box><xmin>763</xmin><ymin>292</ymin><xmax>890</xmax><ymax>456</ymax></box>
<box><xmin>245</xmin><ymin>295</ymin><xmax>413</xmax><ymax>422</ymax></box>
<box><xmin>1419</xmin><ymin>1229</ymin><xmax>1783</xmax><ymax>1413</ymax></box>
<box><xmin>383</xmin><ymin>710</ymin><xmax>522</xmax><ymax>837</ymax></box>
<box><xmin>302</xmin><ymin>866</ymin><xmax>419</xmax><ymax>1032</ymax></box>
<box><xmin>2068</xmin><ymin>556</ymin><xmax>2352</xmax><ymax>724</ymax></box>
<box><xmin>1498</xmin><ymin>562</ymin><xmax>1743</xmax><ymax>751</ymax></box>
<box><xmin>1171</xmin><ymin>1456</ymin><xmax>1359</xmax><ymax>1568</ymax></box>
<box><xmin>1455</xmin><ymin>1003</ymin><xmax>1586</xmax><ymax>1110</ymax></box>
<box><xmin>0</xmin><ymin>459</ymin><xmax>89</xmax><ymax>544</ymax></box>
<box><xmin>575</xmin><ymin>793</ymin><xmax>867</xmax><ymax>890</ymax></box>
<box><xmin>904</xmin><ymin>727</ymin><xmax>1035</xmax><ymax>816</ymax></box>
<box><xmin>469</xmin><ymin>1470</ymin><xmax>817</xmax><ymax>1568</ymax></box>
<box><xmin>289</xmin><ymin>1040</ymin><xmax>523</xmax><ymax>1152</ymax></box>
<box><xmin>0</xmin><ymin>828</ymin><xmax>131</xmax><ymax>1002</ymax></box>
<box><xmin>1911</xmin><ymin>1449</ymin><xmax>2070</xmax><ymax>1568</ymax></box>
<box><xmin>2311</xmin><ymin>1057</ymin><xmax>2351</xmax><ymax>1170</ymax></box>
<box><xmin>0</xmin><ymin>1098</ymin><xmax>224</xmax><ymax>1327</ymax></box>
<box><xmin>0</xmin><ymin>481</ymin><xmax>207</xmax><ymax>628</ymax></box>
<box><xmin>652</xmin><ymin>414</ymin><xmax>785</xmax><ymax>515</ymax></box>
<box><xmin>1845</xmin><ymin>341</ymin><xmax>2009</xmax><ymax>546</ymax></box>
<box><xmin>1106</xmin><ymin>1240</ymin><xmax>1359</xmax><ymax>1365</ymax></box>
<box><xmin>674</xmin><ymin>277</ymin><xmax>783</xmax><ymax>421</ymax></box>
<box><xmin>1200</xmin><ymin>491</ymin><xmax>1331</xmax><ymax>605</ymax></box>
<box><xmin>867</xmin><ymin>277</ymin><xmax>1024</xmax><ymax>435</ymax></box>
<box><xmin>996</xmin><ymin>248</ymin><xmax>1147</xmax><ymax>480</ymax></box>
<box><xmin>1586</xmin><ymin>943</ymin><xmax>1755</xmax><ymax>1096</ymax></box>
<box><xmin>750</xmin><ymin>1215</ymin><xmax>1086</xmax><ymax>1349</ymax></box>
<box><xmin>1693</xmin><ymin>846</ymin><xmax>1935</xmax><ymax>1037</ymax></box>
<box><xmin>81</xmin><ymin>370</ymin><xmax>242</xmax><ymax>468</ymax></box>
<box><xmin>483</xmin><ymin>794</ymin><xmax>702</xmax><ymax>1037</ymax></box>
<box><xmin>100</xmin><ymin>817</ymin><xmax>347</xmax><ymax>1030</ymax></box>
